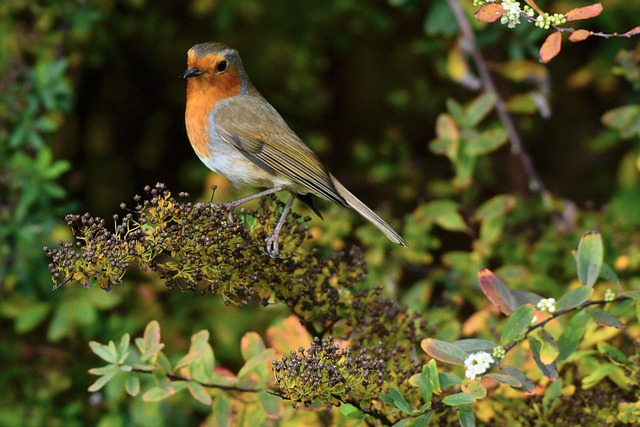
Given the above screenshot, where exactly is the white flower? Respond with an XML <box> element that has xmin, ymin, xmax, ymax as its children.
<box><xmin>500</xmin><ymin>0</ymin><xmax>523</xmax><ymax>28</ymax></box>
<box><xmin>536</xmin><ymin>298</ymin><xmax>557</xmax><ymax>314</ymax></box>
<box><xmin>464</xmin><ymin>351</ymin><xmax>495</xmax><ymax>380</ymax></box>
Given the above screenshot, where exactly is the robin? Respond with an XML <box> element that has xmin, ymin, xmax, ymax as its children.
<box><xmin>183</xmin><ymin>42</ymin><xmax>407</xmax><ymax>257</ymax></box>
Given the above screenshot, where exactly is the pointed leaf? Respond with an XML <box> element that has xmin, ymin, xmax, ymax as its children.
<box><xmin>540</xmin><ymin>32</ymin><xmax>562</xmax><ymax>64</ymax></box>
<box><xmin>569</xmin><ymin>29</ymin><xmax>591</xmax><ymax>42</ymax></box>
<box><xmin>556</xmin><ymin>287</ymin><xmax>593</xmax><ymax>311</ymax></box>
<box><xmin>478</xmin><ymin>269</ymin><xmax>517</xmax><ymax>315</ymax></box>
<box><xmin>466</xmin><ymin>93</ymin><xmax>496</xmax><ymax>127</ymax></box>
<box><xmin>599</xmin><ymin>262</ymin><xmax>621</xmax><ymax>289</ymax></box>
<box><xmin>421</xmin><ymin>339</ymin><xmax>468</xmax><ymax>365</ymax></box>
<box><xmin>564</xmin><ymin>3</ymin><xmax>603</xmax><ymax>21</ymax></box>
<box><xmin>577</xmin><ymin>231</ymin><xmax>603</xmax><ymax>287</ymax></box>
<box><xmin>500</xmin><ymin>305</ymin><xmax>535</xmax><ymax>346</ymax></box>
<box><xmin>89</xmin><ymin>341</ymin><xmax>117</xmax><ymax>364</ymax></box>
<box><xmin>475</xmin><ymin>3</ymin><xmax>505</xmax><ymax>23</ymax></box>
<box><xmin>486</xmin><ymin>373</ymin><xmax>521</xmax><ymax>388</ymax></box>
<box><xmin>465</xmin><ymin>128</ymin><xmax>507</xmax><ymax>156</ymax></box>
<box><xmin>587</xmin><ymin>308</ymin><xmax>624</xmax><ymax>328</ymax></box>
<box><xmin>557</xmin><ymin>310</ymin><xmax>590</xmax><ymax>362</ymax></box>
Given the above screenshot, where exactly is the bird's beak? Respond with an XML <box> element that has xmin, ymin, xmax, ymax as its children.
<box><xmin>183</xmin><ymin>67</ymin><xmax>204</xmax><ymax>79</ymax></box>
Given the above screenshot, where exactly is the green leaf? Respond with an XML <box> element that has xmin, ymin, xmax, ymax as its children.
<box><xmin>457</xmin><ymin>403</ymin><xmax>476</xmax><ymax>427</ymax></box>
<box><xmin>89</xmin><ymin>341</ymin><xmax>118</xmax><ymax>364</ymax></box>
<box><xmin>125</xmin><ymin>373</ymin><xmax>141</xmax><ymax>396</ymax></box>
<box><xmin>443</xmin><ymin>392</ymin><xmax>476</xmax><ymax>406</ymax></box>
<box><xmin>454</xmin><ymin>339</ymin><xmax>498</xmax><ymax>354</ymax></box>
<box><xmin>210</xmin><ymin>393</ymin><xmax>233</xmax><ymax>427</ymax></box>
<box><xmin>380</xmin><ymin>388</ymin><xmax>414</xmax><ymax>414</ymax></box>
<box><xmin>556</xmin><ymin>287</ymin><xmax>593</xmax><ymax>311</ymax></box>
<box><xmin>136</xmin><ymin>321</ymin><xmax>165</xmax><ymax>362</ymax></box>
<box><xmin>118</xmin><ymin>334</ymin><xmax>130</xmax><ymax>364</ymax></box>
<box><xmin>532</xmin><ymin>329</ymin><xmax>559</xmax><ymax>365</ymax></box>
<box><xmin>599</xmin><ymin>262</ymin><xmax>621</xmax><ymax>289</ymax></box>
<box><xmin>577</xmin><ymin>231</ymin><xmax>603</xmax><ymax>287</ymax></box>
<box><xmin>625</xmin><ymin>291</ymin><xmax>640</xmax><ymax>300</ymax></box>
<box><xmin>500</xmin><ymin>305</ymin><xmax>535</xmax><ymax>346</ymax></box>
<box><xmin>15</xmin><ymin>303</ymin><xmax>51</xmax><ymax>333</ymax></box>
<box><xmin>597</xmin><ymin>342</ymin><xmax>628</xmax><ymax>365</ymax></box>
<box><xmin>421</xmin><ymin>339</ymin><xmax>469</xmax><ymax>365</ymax></box>
<box><xmin>188</xmin><ymin>381</ymin><xmax>213</xmax><ymax>405</ymax></box>
<box><xmin>495</xmin><ymin>367</ymin><xmax>534</xmax><ymax>393</ymax></box>
<box><xmin>87</xmin><ymin>365</ymin><xmax>120</xmax><ymax>392</ymax></box>
<box><xmin>462</xmin><ymin>380</ymin><xmax>486</xmax><ymax>399</ymax></box>
<box><xmin>258</xmin><ymin>390</ymin><xmax>284</xmax><ymax>419</ymax></box>
<box><xmin>439</xmin><ymin>372</ymin><xmax>463</xmax><ymax>388</ymax></box>
<box><xmin>465</xmin><ymin>128</ymin><xmax>507</xmax><ymax>156</ymax></box>
<box><xmin>478</xmin><ymin>269</ymin><xmax>517</xmax><ymax>315</ymax></box>
<box><xmin>465</xmin><ymin>92</ymin><xmax>496</xmax><ymax>127</ymax></box>
<box><xmin>446</xmin><ymin>98</ymin><xmax>466</xmax><ymax>124</ymax></box>
<box><xmin>240</xmin><ymin>332</ymin><xmax>266</xmax><ymax>361</ymax></box>
<box><xmin>528</xmin><ymin>336</ymin><xmax>558</xmax><ymax>380</ymax></box>
<box><xmin>586</xmin><ymin>308</ymin><xmax>624</xmax><ymax>328</ymax></box>
<box><xmin>340</xmin><ymin>404</ymin><xmax>364</xmax><ymax>420</ymax></box>
<box><xmin>542</xmin><ymin>378</ymin><xmax>562</xmax><ymax>411</ymax></box>
<box><xmin>421</xmin><ymin>200</ymin><xmax>468</xmax><ymax>232</ymax></box>
<box><xmin>557</xmin><ymin>310</ymin><xmax>590</xmax><ymax>362</ymax></box>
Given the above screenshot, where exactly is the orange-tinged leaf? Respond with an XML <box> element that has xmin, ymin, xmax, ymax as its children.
<box><xmin>265</xmin><ymin>315</ymin><xmax>312</xmax><ymax>355</ymax></box>
<box><xmin>569</xmin><ymin>29</ymin><xmax>592</xmax><ymax>42</ymax></box>
<box><xmin>524</xmin><ymin>0</ymin><xmax>544</xmax><ymax>15</ymax></box>
<box><xmin>564</xmin><ymin>3</ymin><xmax>603</xmax><ymax>21</ymax></box>
<box><xmin>540</xmin><ymin>32</ymin><xmax>562</xmax><ymax>63</ymax></box>
<box><xmin>623</xmin><ymin>26</ymin><xmax>640</xmax><ymax>37</ymax></box>
<box><xmin>477</xmin><ymin>268</ymin><xmax>517</xmax><ymax>315</ymax></box>
<box><xmin>475</xmin><ymin>3</ymin><xmax>505</xmax><ymax>23</ymax></box>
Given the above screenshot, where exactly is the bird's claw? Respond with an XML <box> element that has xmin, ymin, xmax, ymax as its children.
<box><xmin>264</xmin><ymin>234</ymin><xmax>281</xmax><ymax>258</ymax></box>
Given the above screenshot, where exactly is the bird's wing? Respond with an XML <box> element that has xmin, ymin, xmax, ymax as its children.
<box><xmin>214</xmin><ymin>95</ymin><xmax>347</xmax><ymax>207</ymax></box>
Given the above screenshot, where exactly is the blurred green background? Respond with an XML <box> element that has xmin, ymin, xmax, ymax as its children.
<box><xmin>2</xmin><ymin>0</ymin><xmax>640</xmax><ymax>425</ymax></box>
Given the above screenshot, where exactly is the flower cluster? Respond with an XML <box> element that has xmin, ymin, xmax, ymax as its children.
<box><xmin>535</xmin><ymin>12</ymin><xmax>567</xmax><ymax>29</ymax></box>
<box><xmin>500</xmin><ymin>0</ymin><xmax>535</xmax><ymax>28</ymax></box>
<box><xmin>491</xmin><ymin>346</ymin><xmax>506</xmax><ymax>360</ymax></box>
<box><xmin>536</xmin><ymin>297</ymin><xmax>557</xmax><ymax>314</ymax></box>
<box><xmin>604</xmin><ymin>289</ymin><xmax>617</xmax><ymax>302</ymax></box>
<box><xmin>464</xmin><ymin>351</ymin><xmax>495</xmax><ymax>380</ymax></box>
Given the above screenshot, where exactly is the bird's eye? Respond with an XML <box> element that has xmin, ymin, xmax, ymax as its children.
<box><xmin>216</xmin><ymin>60</ymin><xmax>228</xmax><ymax>72</ymax></box>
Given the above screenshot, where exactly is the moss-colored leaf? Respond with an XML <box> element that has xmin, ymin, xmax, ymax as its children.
<box><xmin>457</xmin><ymin>403</ymin><xmax>476</xmax><ymax>427</ymax></box>
<box><xmin>528</xmin><ymin>336</ymin><xmax>559</xmax><ymax>380</ymax></box>
<box><xmin>533</xmin><ymin>328</ymin><xmax>559</xmax><ymax>365</ymax></box>
<box><xmin>240</xmin><ymin>332</ymin><xmax>266</xmax><ymax>361</ymax></box>
<box><xmin>187</xmin><ymin>381</ymin><xmax>213</xmax><ymax>405</ymax></box>
<box><xmin>465</xmin><ymin>92</ymin><xmax>496</xmax><ymax>127</ymax></box>
<box><xmin>443</xmin><ymin>392</ymin><xmax>476</xmax><ymax>406</ymax></box>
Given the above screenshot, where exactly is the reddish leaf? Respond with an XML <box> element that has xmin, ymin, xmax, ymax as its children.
<box><xmin>569</xmin><ymin>29</ymin><xmax>592</xmax><ymax>42</ymax></box>
<box><xmin>564</xmin><ymin>3</ymin><xmax>603</xmax><ymax>21</ymax></box>
<box><xmin>539</xmin><ymin>32</ymin><xmax>562</xmax><ymax>63</ymax></box>
<box><xmin>477</xmin><ymin>269</ymin><xmax>517</xmax><ymax>315</ymax></box>
<box><xmin>623</xmin><ymin>26</ymin><xmax>640</xmax><ymax>37</ymax></box>
<box><xmin>475</xmin><ymin>3</ymin><xmax>505</xmax><ymax>23</ymax></box>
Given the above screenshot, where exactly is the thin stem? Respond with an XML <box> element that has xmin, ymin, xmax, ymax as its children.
<box><xmin>447</xmin><ymin>0</ymin><xmax>548</xmax><ymax>196</ymax></box>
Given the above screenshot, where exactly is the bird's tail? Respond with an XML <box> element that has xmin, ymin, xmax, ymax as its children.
<box><xmin>330</xmin><ymin>175</ymin><xmax>407</xmax><ymax>247</ymax></box>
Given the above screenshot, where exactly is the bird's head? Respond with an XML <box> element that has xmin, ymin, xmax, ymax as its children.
<box><xmin>183</xmin><ymin>42</ymin><xmax>250</xmax><ymax>99</ymax></box>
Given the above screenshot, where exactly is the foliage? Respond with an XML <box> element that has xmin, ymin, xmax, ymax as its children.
<box><xmin>3</xmin><ymin>0</ymin><xmax>640</xmax><ymax>426</ymax></box>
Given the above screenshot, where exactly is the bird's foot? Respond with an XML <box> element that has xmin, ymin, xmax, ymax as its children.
<box><xmin>221</xmin><ymin>203</ymin><xmax>236</xmax><ymax>223</ymax></box>
<box><xmin>264</xmin><ymin>234</ymin><xmax>281</xmax><ymax>258</ymax></box>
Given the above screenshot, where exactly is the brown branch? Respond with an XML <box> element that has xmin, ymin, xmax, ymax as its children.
<box><xmin>447</xmin><ymin>0</ymin><xmax>549</xmax><ymax>196</ymax></box>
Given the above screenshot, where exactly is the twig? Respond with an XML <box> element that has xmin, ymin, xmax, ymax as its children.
<box><xmin>446</xmin><ymin>0</ymin><xmax>548</xmax><ymax>196</ymax></box>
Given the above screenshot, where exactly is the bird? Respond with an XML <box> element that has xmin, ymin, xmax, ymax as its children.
<box><xmin>183</xmin><ymin>42</ymin><xmax>407</xmax><ymax>257</ymax></box>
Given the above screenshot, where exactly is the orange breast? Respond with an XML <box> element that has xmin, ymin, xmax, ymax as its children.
<box><xmin>185</xmin><ymin>73</ymin><xmax>242</xmax><ymax>159</ymax></box>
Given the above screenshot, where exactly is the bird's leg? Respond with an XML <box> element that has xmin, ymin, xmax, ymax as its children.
<box><xmin>265</xmin><ymin>192</ymin><xmax>296</xmax><ymax>258</ymax></box>
<box><xmin>222</xmin><ymin>185</ymin><xmax>285</xmax><ymax>222</ymax></box>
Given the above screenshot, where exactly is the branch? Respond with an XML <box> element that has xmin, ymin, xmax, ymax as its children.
<box><xmin>447</xmin><ymin>0</ymin><xmax>548</xmax><ymax>196</ymax></box>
